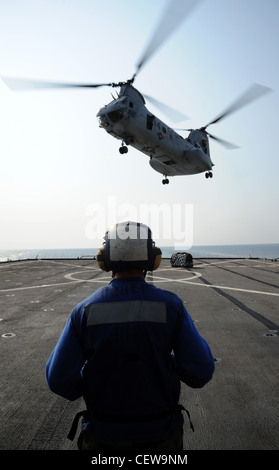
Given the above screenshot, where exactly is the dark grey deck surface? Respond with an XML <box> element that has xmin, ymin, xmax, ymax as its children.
<box><xmin>0</xmin><ymin>258</ymin><xmax>278</xmax><ymax>450</ymax></box>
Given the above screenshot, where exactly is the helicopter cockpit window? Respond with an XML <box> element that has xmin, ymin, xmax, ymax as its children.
<box><xmin>107</xmin><ymin>109</ymin><xmax>125</xmax><ymax>123</ymax></box>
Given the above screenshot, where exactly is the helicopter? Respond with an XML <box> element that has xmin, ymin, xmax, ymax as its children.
<box><xmin>95</xmin><ymin>81</ymin><xmax>270</xmax><ymax>184</ymax></box>
<box><xmin>2</xmin><ymin>0</ymin><xmax>271</xmax><ymax>184</ymax></box>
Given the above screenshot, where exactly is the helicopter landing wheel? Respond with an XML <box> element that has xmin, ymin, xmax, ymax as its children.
<box><xmin>162</xmin><ymin>177</ymin><xmax>169</xmax><ymax>185</ymax></box>
<box><xmin>119</xmin><ymin>145</ymin><xmax>128</xmax><ymax>154</ymax></box>
<box><xmin>205</xmin><ymin>171</ymin><xmax>213</xmax><ymax>179</ymax></box>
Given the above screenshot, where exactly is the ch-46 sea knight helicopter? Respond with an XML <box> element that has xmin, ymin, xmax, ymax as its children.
<box><xmin>2</xmin><ymin>0</ymin><xmax>271</xmax><ymax>184</ymax></box>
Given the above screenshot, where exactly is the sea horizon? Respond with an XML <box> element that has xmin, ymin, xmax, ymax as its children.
<box><xmin>0</xmin><ymin>243</ymin><xmax>278</xmax><ymax>263</ymax></box>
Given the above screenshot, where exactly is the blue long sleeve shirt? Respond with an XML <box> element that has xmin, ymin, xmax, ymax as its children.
<box><xmin>46</xmin><ymin>277</ymin><xmax>215</xmax><ymax>439</ymax></box>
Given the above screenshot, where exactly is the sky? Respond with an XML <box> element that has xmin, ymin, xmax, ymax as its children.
<box><xmin>0</xmin><ymin>0</ymin><xmax>278</xmax><ymax>250</ymax></box>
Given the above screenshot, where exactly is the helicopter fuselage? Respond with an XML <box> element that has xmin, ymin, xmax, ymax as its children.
<box><xmin>97</xmin><ymin>85</ymin><xmax>214</xmax><ymax>180</ymax></box>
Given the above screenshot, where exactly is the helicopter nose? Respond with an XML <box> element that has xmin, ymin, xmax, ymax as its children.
<box><xmin>96</xmin><ymin>107</ymin><xmax>105</xmax><ymax>119</ymax></box>
<box><xmin>97</xmin><ymin>108</ymin><xmax>109</xmax><ymax>127</ymax></box>
<box><xmin>97</xmin><ymin>106</ymin><xmax>104</xmax><ymax>116</ymax></box>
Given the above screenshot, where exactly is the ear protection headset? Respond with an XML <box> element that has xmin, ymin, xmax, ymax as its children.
<box><xmin>96</xmin><ymin>221</ymin><xmax>162</xmax><ymax>272</ymax></box>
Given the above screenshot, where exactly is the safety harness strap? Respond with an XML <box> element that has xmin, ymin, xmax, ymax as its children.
<box><xmin>67</xmin><ymin>410</ymin><xmax>88</xmax><ymax>441</ymax></box>
<box><xmin>181</xmin><ymin>405</ymin><xmax>195</xmax><ymax>432</ymax></box>
<box><xmin>67</xmin><ymin>405</ymin><xmax>193</xmax><ymax>441</ymax></box>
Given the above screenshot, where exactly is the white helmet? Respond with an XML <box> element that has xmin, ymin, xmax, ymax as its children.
<box><xmin>96</xmin><ymin>221</ymin><xmax>161</xmax><ymax>272</ymax></box>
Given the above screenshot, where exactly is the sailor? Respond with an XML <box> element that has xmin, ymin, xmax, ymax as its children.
<box><xmin>46</xmin><ymin>221</ymin><xmax>215</xmax><ymax>451</ymax></box>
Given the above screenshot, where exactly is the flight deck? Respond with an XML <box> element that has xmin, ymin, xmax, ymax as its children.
<box><xmin>0</xmin><ymin>257</ymin><xmax>278</xmax><ymax>451</ymax></box>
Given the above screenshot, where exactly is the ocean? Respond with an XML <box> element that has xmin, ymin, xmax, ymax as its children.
<box><xmin>0</xmin><ymin>244</ymin><xmax>278</xmax><ymax>263</ymax></box>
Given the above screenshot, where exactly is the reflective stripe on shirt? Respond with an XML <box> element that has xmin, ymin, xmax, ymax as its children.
<box><xmin>85</xmin><ymin>301</ymin><xmax>167</xmax><ymax>326</ymax></box>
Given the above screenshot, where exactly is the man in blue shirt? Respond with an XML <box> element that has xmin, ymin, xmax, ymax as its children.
<box><xmin>46</xmin><ymin>221</ymin><xmax>215</xmax><ymax>451</ymax></box>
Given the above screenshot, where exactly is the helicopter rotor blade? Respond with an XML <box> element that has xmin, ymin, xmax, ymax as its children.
<box><xmin>3</xmin><ymin>1</ymin><xmax>204</xmax><ymax>90</ymax></box>
<box><xmin>206</xmin><ymin>131</ymin><xmax>239</xmax><ymax>150</ymax></box>
<box><xmin>135</xmin><ymin>0</ymin><xmax>203</xmax><ymax>78</ymax></box>
<box><xmin>144</xmin><ymin>94</ymin><xmax>188</xmax><ymax>122</ymax></box>
<box><xmin>204</xmin><ymin>83</ymin><xmax>272</xmax><ymax>129</ymax></box>
<box><xmin>2</xmin><ymin>77</ymin><xmax>115</xmax><ymax>91</ymax></box>
<box><xmin>174</xmin><ymin>127</ymin><xmax>239</xmax><ymax>149</ymax></box>
<box><xmin>173</xmin><ymin>128</ymin><xmax>192</xmax><ymax>131</ymax></box>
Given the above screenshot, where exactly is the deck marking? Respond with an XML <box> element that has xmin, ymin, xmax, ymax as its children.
<box><xmin>0</xmin><ymin>265</ymin><xmax>278</xmax><ymax>299</ymax></box>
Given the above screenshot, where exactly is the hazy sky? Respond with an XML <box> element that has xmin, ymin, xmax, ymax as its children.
<box><xmin>0</xmin><ymin>0</ymin><xmax>278</xmax><ymax>249</ymax></box>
